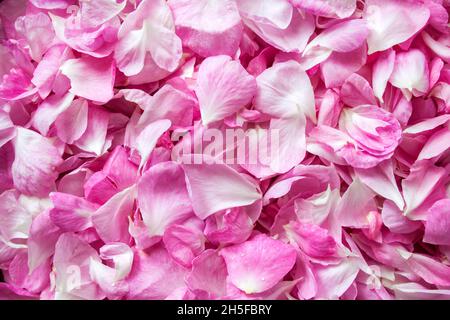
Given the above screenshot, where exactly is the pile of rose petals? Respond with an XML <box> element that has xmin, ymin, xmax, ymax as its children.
<box><xmin>0</xmin><ymin>0</ymin><xmax>449</xmax><ymax>300</ymax></box>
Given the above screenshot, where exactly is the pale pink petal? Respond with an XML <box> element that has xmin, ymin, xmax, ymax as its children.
<box><xmin>381</xmin><ymin>200</ymin><xmax>421</xmax><ymax>234</ymax></box>
<box><xmin>402</xmin><ymin>161</ymin><xmax>446</xmax><ymax>217</ymax></box>
<box><xmin>92</xmin><ymin>186</ymin><xmax>136</xmax><ymax>243</ymax></box>
<box><xmin>55</xmin><ymin>98</ymin><xmax>89</xmax><ymax>144</ymax></box>
<box><xmin>74</xmin><ymin>106</ymin><xmax>109</xmax><ymax>156</ymax></box>
<box><xmin>186</xmin><ymin>249</ymin><xmax>228</xmax><ymax>299</ymax></box>
<box><xmin>417</xmin><ymin>127</ymin><xmax>450</xmax><ymax>160</ymax></box>
<box><xmin>0</xmin><ymin>110</ymin><xmax>15</xmax><ymax>149</ymax></box>
<box><xmin>320</xmin><ymin>45</ymin><xmax>367</xmax><ymax>89</ymax></box>
<box><xmin>303</xmin><ymin>19</ymin><xmax>369</xmax><ymax>55</ymax></box>
<box><xmin>317</xmin><ymin>89</ymin><xmax>342</xmax><ymax>127</ymax></box>
<box><xmin>182</xmin><ymin>162</ymin><xmax>261</xmax><ymax>219</ymax></box>
<box><xmin>29</xmin><ymin>0</ymin><xmax>75</xmax><ymax>9</ymax></box>
<box><xmin>195</xmin><ymin>55</ymin><xmax>256</xmax><ymax>125</ymax></box>
<box><xmin>89</xmin><ymin>257</ymin><xmax>128</xmax><ymax>299</ymax></box>
<box><xmin>31</xmin><ymin>44</ymin><xmax>73</xmax><ymax>99</ymax></box>
<box><xmin>339</xmin><ymin>106</ymin><xmax>402</xmax><ymax>168</ymax></box>
<box><xmin>7</xmin><ymin>251</ymin><xmax>51</xmax><ymax>294</ymax></box>
<box><xmin>50</xmin><ymin>13</ymin><xmax>119</xmax><ymax>58</ymax></box>
<box><xmin>372</xmin><ymin>49</ymin><xmax>396</xmax><ymax>102</ymax></box>
<box><xmin>424</xmin><ymin>199</ymin><xmax>450</xmax><ymax>246</ymax></box>
<box><xmin>27</xmin><ymin>210</ymin><xmax>62</xmax><ymax>272</ymax></box>
<box><xmin>135</xmin><ymin>119</ymin><xmax>171</xmax><ymax>170</ymax></box>
<box><xmin>290</xmin><ymin>0</ymin><xmax>356</xmax><ymax>18</ymax></box>
<box><xmin>403</xmin><ymin>114</ymin><xmax>450</xmax><ymax>134</ymax></box>
<box><xmin>355</xmin><ymin>160</ymin><xmax>404</xmax><ymax>210</ymax></box>
<box><xmin>205</xmin><ymin>207</ymin><xmax>254</xmax><ymax>246</ymax></box>
<box><xmin>220</xmin><ymin>234</ymin><xmax>296</xmax><ymax>294</ymax></box>
<box><xmin>255</xmin><ymin>60</ymin><xmax>315</xmax><ymax>121</ymax></box>
<box><xmin>307</xmin><ymin>125</ymin><xmax>350</xmax><ymax>166</ymax></box>
<box><xmin>126</xmin><ymin>245</ymin><xmax>188</xmax><ymax>299</ymax></box>
<box><xmin>242</xmin><ymin>9</ymin><xmax>315</xmax><ymax>53</ymax></box>
<box><xmin>14</xmin><ymin>13</ymin><xmax>54</xmax><ymax>63</ymax></box>
<box><xmin>268</xmin><ymin>116</ymin><xmax>307</xmax><ymax>173</ymax></box>
<box><xmin>114</xmin><ymin>27</ymin><xmax>147</xmax><ymax>77</ymax></box>
<box><xmin>60</xmin><ymin>55</ymin><xmax>115</xmax><ymax>103</ymax></box>
<box><xmin>138</xmin><ymin>161</ymin><xmax>192</xmax><ymax>238</ymax></box>
<box><xmin>398</xmin><ymin>249</ymin><xmax>450</xmax><ymax>287</ymax></box>
<box><xmin>169</xmin><ymin>0</ymin><xmax>242</xmax><ymax>57</ymax></box>
<box><xmin>12</xmin><ymin>128</ymin><xmax>62</xmax><ymax>197</ymax></box>
<box><xmin>340</xmin><ymin>73</ymin><xmax>377</xmax><ymax>108</ymax></box>
<box><xmin>163</xmin><ymin>218</ymin><xmax>205</xmax><ymax>268</ymax></box>
<box><xmin>389</xmin><ymin>49</ymin><xmax>430</xmax><ymax>99</ymax></box>
<box><xmin>138</xmin><ymin>80</ymin><xmax>196</xmax><ymax>128</ymax></box>
<box><xmin>313</xmin><ymin>257</ymin><xmax>360</xmax><ymax>299</ymax></box>
<box><xmin>32</xmin><ymin>92</ymin><xmax>75</xmax><ymax>136</ymax></box>
<box><xmin>285</xmin><ymin>221</ymin><xmax>337</xmax><ymax>258</ymax></box>
<box><xmin>236</xmin><ymin>0</ymin><xmax>293</xmax><ymax>29</ymax></box>
<box><xmin>422</xmin><ymin>31</ymin><xmax>450</xmax><ymax>64</ymax></box>
<box><xmin>390</xmin><ymin>282</ymin><xmax>450</xmax><ymax>300</ymax></box>
<box><xmin>293</xmin><ymin>253</ymin><xmax>317</xmax><ymax>299</ymax></box>
<box><xmin>53</xmin><ymin>233</ymin><xmax>104</xmax><ymax>300</ymax></box>
<box><xmin>335</xmin><ymin>178</ymin><xmax>377</xmax><ymax>228</ymax></box>
<box><xmin>115</xmin><ymin>0</ymin><xmax>181</xmax><ymax>75</ymax></box>
<box><xmin>429</xmin><ymin>57</ymin><xmax>444</xmax><ymax>89</ymax></box>
<box><xmin>99</xmin><ymin>243</ymin><xmax>133</xmax><ymax>281</ymax></box>
<box><xmin>49</xmin><ymin>193</ymin><xmax>98</xmax><ymax>232</ymax></box>
<box><xmin>294</xmin><ymin>186</ymin><xmax>340</xmax><ymax>227</ymax></box>
<box><xmin>80</xmin><ymin>0</ymin><xmax>127</xmax><ymax>28</ymax></box>
<box><xmin>0</xmin><ymin>191</ymin><xmax>33</xmax><ymax>249</ymax></box>
<box><xmin>364</xmin><ymin>0</ymin><xmax>430</xmax><ymax>54</ymax></box>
